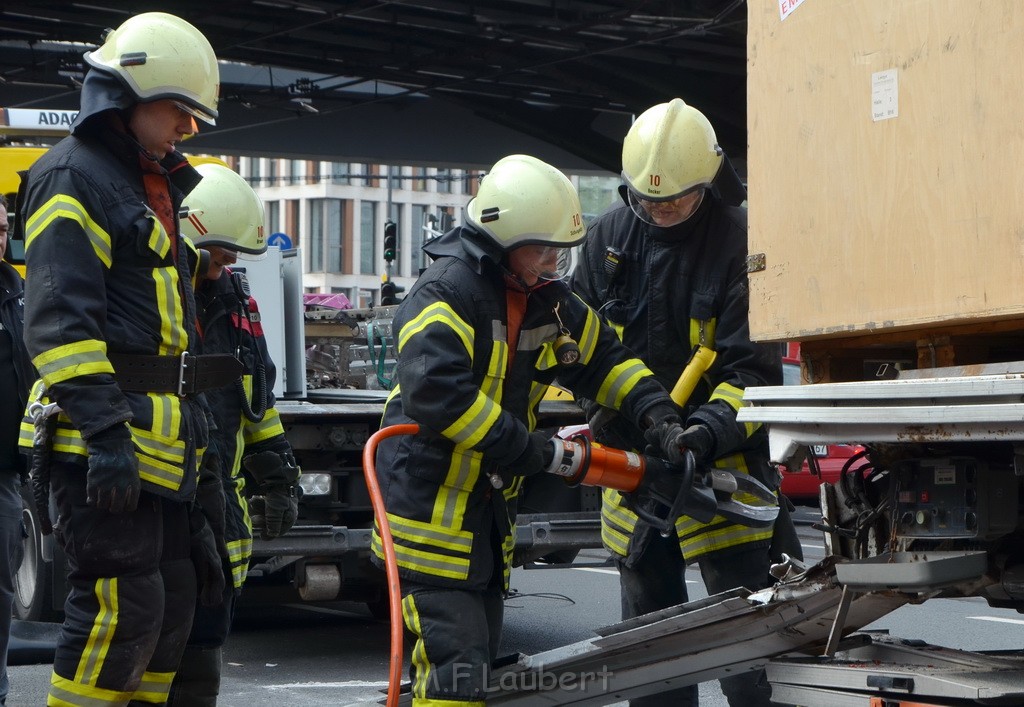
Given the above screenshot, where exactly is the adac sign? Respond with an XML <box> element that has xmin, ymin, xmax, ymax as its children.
<box><xmin>1</xmin><ymin>108</ymin><xmax>80</xmax><ymax>135</ymax></box>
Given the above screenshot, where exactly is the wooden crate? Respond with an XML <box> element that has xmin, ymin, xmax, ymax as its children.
<box><xmin>746</xmin><ymin>0</ymin><xmax>1024</xmax><ymax>344</ymax></box>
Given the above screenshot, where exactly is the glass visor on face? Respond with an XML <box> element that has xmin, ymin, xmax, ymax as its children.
<box><xmin>529</xmin><ymin>245</ymin><xmax>576</xmax><ymax>282</ymax></box>
<box><xmin>172</xmin><ymin>100</ymin><xmax>215</xmax><ymax>127</ymax></box>
<box><xmin>626</xmin><ymin>184</ymin><xmax>706</xmax><ymax>228</ymax></box>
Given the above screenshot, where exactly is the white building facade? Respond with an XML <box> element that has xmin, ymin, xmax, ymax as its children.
<box><xmin>223</xmin><ymin>156</ymin><xmax>618</xmax><ymax>307</ymax></box>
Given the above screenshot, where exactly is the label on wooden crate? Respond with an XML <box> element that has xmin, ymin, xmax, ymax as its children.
<box><xmin>871</xmin><ymin>69</ymin><xmax>899</xmax><ymax>121</ymax></box>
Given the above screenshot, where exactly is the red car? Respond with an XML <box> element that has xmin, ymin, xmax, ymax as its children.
<box><xmin>779</xmin><ymin>443</ymin><xmax>864</xmax><ymax>503</ymax></box>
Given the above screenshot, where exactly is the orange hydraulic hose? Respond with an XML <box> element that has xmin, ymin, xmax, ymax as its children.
<box><xmin>362</xmin><ymin>423</ymin><xmax>420</xmax><ymax>707</ymax></box>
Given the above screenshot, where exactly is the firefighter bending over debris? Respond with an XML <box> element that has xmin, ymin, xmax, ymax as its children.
<box><xmin>17</xmin><ymin>13</ymin><xmax>233</xmax><ymax>706</ymax></box>
<box><xmin>371</xmin><ymin>153</ymin><xmax>683</xmax><ymax>706</ymax></box>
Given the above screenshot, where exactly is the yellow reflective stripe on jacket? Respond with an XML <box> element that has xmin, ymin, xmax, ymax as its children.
<box><xmin>48</xmin><ymin>673</ymin><xmax>133</xmax><ymax>706</ymax></box>
<box><xmin>131</xmin><ymin>425</ymin><xmax>185</xmax><ymax>465</ymax></box>
<box><xmin>145</xmin><ymin>213</ymin><xmax>172</xmax><ymax>260</ymax></box>
<box><xmin>130</xmin><ymin>670</ymin><xmax>173</xmax><ymax>704</ymax></box>
<box><xmin>243</xmin><ymin>406</ymin><xmax>285</xmax><ymax>446</ymax></box>
<box><xmin>441</xmin><ymin>392</ymin><xmax>501</xmax><ymax>448</ymax></box>
<box><xmin>576</xmin><ymin>305</ymin><xmax>602</xmax><ymax>365</ymax></box>
<box><xmin>153</xmin><ymin>260</ymin><xmax>188</xmax><ymax>355</ymax></box>
<box><xmin>435</xmin><ymin>450</ymin><xmax>480</xmax><ymax>527</ymax></box>
<box><xmin>136</xmin><ymin>451</ymin><xmax>185</xmax><ymax>491</ymax></box>
<box><xmin>25</xmin><ymin>194</ymin><xmax>113</xmax><ymax>268</ymax></box>
<box><xmin>372</xmin><ymin>534</ymin><xmax>471</xmax><ymax>581</ymax></box>
<box><xmin>600</xmin><ymin>488</ymin><xmax>637</xmax><ymax>557</ymax></box>
<box><xmin>33</xmin><ymin>340</ymin><xmax>113</xmax><ymax>387</ymax></box>
<box><xmin>50</xmin><ymin>426</ymin><xmax>88</xmax><ymax>456</ymax></box>
<box><xmin>526</xmin><ymin>381</ymin><xmax>546</xmax><ymax>431</ymax></box>
<box><xmin>227</xmin><ymin>536</ymin><xmax>252</xmax><ymax>588</ymax></box>
<box><xmin>398</xmin><ymin>301</ymin><xmax>474</xmax><ymax>359</ymax></box>
<box><xmin>710</xmin><ymin>382</ymin><xmax>761</xmax><ymax>437</ymax></box>
<box><xmin>74</xmin><ymin>578</ymin><xmax>118</xmax><ymax>687</ymax></box>
<box><xmin>594</xmin><ymin>359</ymin><xmax>652</xmax><ymax>410</ymax></box>
<box><xmin>386</xmin><ymin>513</ymin><xmax>474</xmax><ymax>554</ymax></box>
<box><xmin>442</xmin><ymin>339</ymin><xmax>506</xmax><ymax>448</ymax></box>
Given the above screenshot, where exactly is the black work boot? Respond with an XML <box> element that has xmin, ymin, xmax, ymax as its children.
<box><xmin>168</xmin><ymin>645</ymin><xmax>222</xmax><ymax>706</ymax></box>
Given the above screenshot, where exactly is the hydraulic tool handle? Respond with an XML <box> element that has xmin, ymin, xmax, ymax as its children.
<box><xmin>362</xmin><ymin>423</ymin><xmax>420</xmax><ymax>707</ymax></box>
<box><xmin>544</xmin><ymin>436</ymin><xmax>646</xmax><ymax>493</ymax></box>
<box><xmin>670</xmin><ymin>344</ymin><xmax>718</xmax><ymax>407</ymax></box>
<box><xmin>635</xmin><ymin>453</ymin><xmax>720</xmax><ymax>536</ymax></box>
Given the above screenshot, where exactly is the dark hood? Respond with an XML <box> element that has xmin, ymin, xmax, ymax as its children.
<box><xmin>423</xmin><ymin>225</ymin><xmax>505</xmax><ymax>276</ymax></box>
<box><xmin>71</xmin><ymin>68</ymin><xmax>136</xmax><ymax>136</ymax></box>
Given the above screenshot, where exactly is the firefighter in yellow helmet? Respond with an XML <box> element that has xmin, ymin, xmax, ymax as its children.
<box><xmin>371</xmin><ymin>154</ymin><xmax>680</xmax><ymax>705</ymax></box>
<box><xmin>17</xmin><ymin>13</ymin><xmax>230</xmax><ymax>706</ymax></box>
<box><xmin>170</xmin><ymin>164</ymin><xmax>299</xmax><ymax>705</ymax></box>
<box><xmin>571</xmin><ymin>99</ymin><xmax>798</xmax><ymax>707</ymax></box>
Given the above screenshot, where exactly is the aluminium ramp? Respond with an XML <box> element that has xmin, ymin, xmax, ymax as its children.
<box><xmin>476</xmin><ymin>561</ymin><xmax>908</xmax><ymax>706</ymax></box>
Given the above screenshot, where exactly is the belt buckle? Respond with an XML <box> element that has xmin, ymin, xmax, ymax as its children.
<box><xmin>177</xmin><ymin>350</ymin><xmax>190</xmax><ymax>397</ymax></box>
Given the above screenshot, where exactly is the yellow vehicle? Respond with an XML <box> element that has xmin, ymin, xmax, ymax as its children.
<box><xmin>0</xmin><ymin>146</ymin><xmax>45</xmax><ymax>276</ymax></box>
<box><xmin>1</xmin><ymin>107</ymin><xmax>227</xmax><ymax>277</ymax></box>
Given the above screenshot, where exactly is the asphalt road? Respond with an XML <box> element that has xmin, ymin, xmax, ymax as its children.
<box><xmin>7</xmin><ymin>507</ymin><xmax>1024</xmax><ymax>706</ymax></box>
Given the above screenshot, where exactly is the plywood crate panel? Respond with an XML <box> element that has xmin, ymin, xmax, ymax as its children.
<box><xmin>747</xmin><ymin>0</ymin><xmax>1024</xmax><ymax>343</ymax></box>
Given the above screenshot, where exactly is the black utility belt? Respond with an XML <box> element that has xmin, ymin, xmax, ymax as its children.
<box><xmin>109</xmin><ymin>352</ymin><xmax>243</xmax><ymax>396</ymax></box>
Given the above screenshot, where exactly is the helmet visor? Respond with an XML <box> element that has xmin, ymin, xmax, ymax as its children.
<box><xmin>508</xmin><ymin>245</ymin><xmax>577</xmax><ymax>285</ymax></box>
<box><xmin>534</xmin><ymin>246</ymin><xmax>577</xmax><ymax>282</ymax></box>
<box><xmin>173</xmin><ymin>99</ymin><xmax>216</xmax><ymax>126</ymax></box>
<box><xmin>626</xmin><ymin>186</ymin><xmax>705</xmax><ymax>228</ymax></box>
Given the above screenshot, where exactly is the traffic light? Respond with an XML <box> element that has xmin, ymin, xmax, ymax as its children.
<box><xmin>381</xmin><ymin>279</ymin><xmax>405</xmax><ymax>306</ymax></box>
<box><xmin>383</xmin><ymin>220</ymin><xmax>397</xmax><ymax>263</ymax></box>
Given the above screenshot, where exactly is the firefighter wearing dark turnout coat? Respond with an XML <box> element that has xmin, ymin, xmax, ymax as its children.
<box><xmin>372</xmin><ymin>154</ymin><xmax>680</xmax><ymax>706</ymax></box>
<box><xmin>572</xmin><ymin>99</ymin><xmax>794</xmax><ymax>707</ymax></box>
<box><xmin>171</xmin><ymin>163</ymin><xmax>300</xmax><ymax>706</ymax></box>
<box><xmin>16</xmin><ymin>13</ymin><xmax>229</xmax><ymax>706</ymax></box>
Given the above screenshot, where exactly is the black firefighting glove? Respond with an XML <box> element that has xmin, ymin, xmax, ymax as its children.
<box><xmin>644</xmin><ymin>422</ymin><xmax>716</xmax><ymax>466</ymax></box>
<box><xmin>510</xmin><ymin>431</ymin><xmax>554</xmax><ymax>478</ymax></box>
<box><xmin>85</xmin><ymin>424</ymin><xmax>140</xmax><ymax>514</ymax></box>
<box><xmin>243</xmin><ymin>450</ymin><xmax>300</xmax><ymax>540</ymax></box>
<box><xmin>639</xmin><ymin>402</ymin><xmax>683</xmax><ymax>456</ymax></box>
<box><xmin>189</xmin><ymin>506</ymin><xmax>226</xmax><ymax>607</ymax></box>
<box><xmin>196</xmin><ymin>451</ymin><xmax>228</xmax><ymax>559</ymax></box>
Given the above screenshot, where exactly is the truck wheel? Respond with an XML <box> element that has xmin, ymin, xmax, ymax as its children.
<box><xmin>14</xmin><ymin>486</ymin><xmax>59</xmax><ymax>622</ymax></box>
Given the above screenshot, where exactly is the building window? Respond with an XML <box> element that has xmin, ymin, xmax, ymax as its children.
<box><xmin>412</xmin><ymin>204</ymin><xmax>431</xmax><ymax>273</ymax></box>
<box><xmin>309</xmin><ymin>201</ymin><xmax>324</xmax><ymax>272</ymax></box>
<box><xmin>360</xmin><ymin>201</ymin><xmax>377</xmax><ymax>275</ymax></box>
<box><xmin>436</xmin><ymin>168</ymin><xmax>452</xmax><ymax>193</ymax></box>
<box><xmin>309</xmin><ymin>198</ymin><xmax>345</xmax><ymax>273</ymax></box>
<box><xmin>330</xmin><ymin>161</ymin><xmax>348</xmax><ymax>185</ymax></box>
<box><xmin>248</xmin><ymin>157</ymin><xmax>262</xmax><ymax>187</ymax></box>
<box><xmin>411</xmin><ymin>167</ymin><xmax>427</xmax><ymax>192</ymax></box>
<box><xmin>267</xmin><ymin>158</ymin><xmax>279</xmax><ymax>187</ymax></box>
<box><xmin>265</xmin><ymin>200</ymin><xmax>280</xmax><ymax>235</ymax></box>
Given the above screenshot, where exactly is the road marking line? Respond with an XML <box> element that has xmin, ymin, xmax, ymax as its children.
<box><xmin>574</xmin><ymin>567</ymin><xmax>696</xmax><ymax>583</ymax></box>
<box><xmin>265</xmin><ymin>681</ymin><xmax>387</xmax><ymax>690</ymax></box>
<box><xmin>968</xmin><ymin>615</ymin><xmax>1024</xmax><ymax>626</ymax></box>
